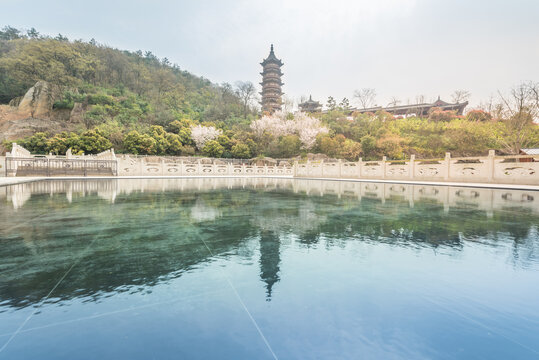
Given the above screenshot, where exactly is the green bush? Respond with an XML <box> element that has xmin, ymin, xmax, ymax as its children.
<box><xmin>202</xmin><ymin>140</ymin><xmax>224</xmax><ymax>158</ymax></box>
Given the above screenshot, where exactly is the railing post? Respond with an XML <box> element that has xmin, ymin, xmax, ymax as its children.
<box><xmin>320</xmin><ymin>160</ymin><xmax>324</xmax><ymax>177</ymax></box>
<box><xmin>338</xmin><ymin>159</ymin><xmax>342</xmax><ymax>178</ymax></box>
<box><xmin>409</xmin><ymin>155</ymin><xmax>415</xmax><ymax>179</ymax></box>
<box><xmin>382</xmin><ymin>156</ymin><xmax>387</xmax><ymax>179</ymax></box>
<box><xmin>294</xmin><ymin>161</ymin><xmax>298</xmax><ymax>177</ymax></box>
<box><xmin>47</xmin><ymin>158</ymin><xmax>50</xmax><ymax>177</ymax></box>
<box><xmin>487</xmin><ymin>150</ymin><xmax>495</xmax><ymax>182</ymax></box>
<box><xmin>358</xmin><ymin>157</ymin><xmax>362</xmax><ymax>179</ymax></box>
<box><xmin>444</xmin><ymin>152</ymin><xmax>451</xmax><ymax>181</ymax></box>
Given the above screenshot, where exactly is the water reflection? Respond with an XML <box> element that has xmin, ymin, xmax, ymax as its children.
<box><xmin>0</xmin><ymin>178</ymin><xmax>538</xmax><ymax>309</ymax></box>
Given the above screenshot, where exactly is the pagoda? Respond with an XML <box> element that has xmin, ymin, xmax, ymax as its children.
<box><xmin>299</xmin><ymin>95</ymin><xmax>322</xmax><ymax>113</ymax></box>
<box><xmin>260</xmin><ymin>44</ymin><xmax>284</xmax><ymax>113</ymax></box>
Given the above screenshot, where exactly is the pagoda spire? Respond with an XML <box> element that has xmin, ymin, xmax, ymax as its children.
<box><xmin>260</xmin><ymin>45</ymin><xmax>284</xmax><ymax>113</ymax></box>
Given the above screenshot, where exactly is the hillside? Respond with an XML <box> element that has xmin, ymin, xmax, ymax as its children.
<box><xmin>0</xmin><ymin>27</ymin><xmax>251</xmax><ymax>142</ymax></box>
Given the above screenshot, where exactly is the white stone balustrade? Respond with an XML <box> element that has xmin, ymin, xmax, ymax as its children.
<box><xmin>296</xmin><ymin>151</ymin><xmax>539</xmax><ymax>185</ymax></box>
<box><xmin>3</xmin><ymin>143</ymin><xmax>538</xmax><ymax>185</ymax></box>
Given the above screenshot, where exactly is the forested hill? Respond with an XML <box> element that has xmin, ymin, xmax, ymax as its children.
<box><xmin>0</xmin><ymin>26</ymin><xmax>250</xmax><ymax>126</ymax></box>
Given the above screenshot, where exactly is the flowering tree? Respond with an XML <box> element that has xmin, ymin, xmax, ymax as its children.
<box><xmin>250</xmin><ymin>111</ymin><xmax>328</xmax><ymax>150</ymax></box>
<box><xmin>190</xmin><ymin>125</ymin><xmax>222</xmax><ymax>150</ymax></box>
<box><xmin>294</xmin><ymin>112</ymin><xmax>329</xmax><ymax>149</ymax></box>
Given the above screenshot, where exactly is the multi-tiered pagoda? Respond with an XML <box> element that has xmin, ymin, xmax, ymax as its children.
<box><xmin>260</xmin><ymin>44</ymin><xmax>284</xmax><ymax>113</ymax></box>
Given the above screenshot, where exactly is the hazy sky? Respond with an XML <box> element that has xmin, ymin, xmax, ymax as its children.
<box><xmin>2</xmin><ymin>0</ymin><xmax>538</xmax><ymax>108</ymax></box>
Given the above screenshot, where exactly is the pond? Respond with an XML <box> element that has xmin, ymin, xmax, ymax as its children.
<box><xmin>0</xmin><ymin>178</ymin><xmax>538</xmax><ymax>359</ymax></box>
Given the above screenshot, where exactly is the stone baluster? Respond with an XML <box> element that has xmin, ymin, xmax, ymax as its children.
<box><xmin>444</xmin><ymin>152</ymin><xmax>451</xmax><ymax>181</ymax></box>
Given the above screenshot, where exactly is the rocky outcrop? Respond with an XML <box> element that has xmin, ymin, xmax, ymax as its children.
<box><xmin>16</xmin><ymin>81</ymin><xmax>64</xmax><ymax>119</ymax></box>
<box><xmin>69</xmin><ymin>102</ymin><xmax>85</xmax><ymax>123</ymax></box>
<box><xmin>0</xmin><ymin>81</ymin><xmax>80</xmax><ymax>143</ymax></box>
<box><xmin>0</xmin><ymin>117</ymin><xmax>71</xmax><ymax>142</ymax></box>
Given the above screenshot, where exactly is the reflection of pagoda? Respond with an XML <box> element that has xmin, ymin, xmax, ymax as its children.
<box><xmin>260</xmin><ymin>44</ymin><xmax>284</xmax><ymax>113</ymax></box>
<box><xmin>259</xmin><ymin>230</ymin><xmax>281</xmax><ymax>300</ymax></box>
<box><xmin>299</xmin><ymin>95</ymin><xmax>322</xmax><ymax>113</ymax></box>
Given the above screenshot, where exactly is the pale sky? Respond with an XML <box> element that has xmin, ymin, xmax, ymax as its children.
<box><xmin>2</xmin><ymin>0</ymin><xmax>539</xmax><ymax>108</ymax></box>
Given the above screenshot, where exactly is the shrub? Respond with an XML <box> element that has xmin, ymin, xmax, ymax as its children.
<box><xmin>466</xmin><ymin>110</ymin><xmax>492</xmax><ymax>122</ymax></box>
<box><xmin>231</xmin><ymin>143</ymin><xmax>251</xmax><ymax>159</ymax></box>
<box><xmin>87</xmin><ymin>93</ymin><xmax>115</xmax><ymax>106</ymax></box>
<box><xmin>428</xmin><ymin>108</ymin><xmax>457</xmax><ymax>122</ymax></box>
<box><xmin>202</xmin><ymin>140</ymin><xmax>224</xmax><ymax>158</ymax></box>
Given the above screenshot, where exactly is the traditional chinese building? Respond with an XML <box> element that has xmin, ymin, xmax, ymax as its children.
<box><xmin>299</xmin><ymin>95</ymin><xmax>322</xmax><ymax>113</ymax></box>
<box><xmin>351</xmin><ymin>97</ymin><xmax>468</xmax><ymax>117</ymax></box>
<box><xmin>260</xmin><ymin>44</ymin><xmax>284</xmax><ymax>113</ymax></box>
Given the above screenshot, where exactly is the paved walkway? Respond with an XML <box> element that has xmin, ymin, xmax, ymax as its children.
<box><xmin>1</xmin><ymin>175</ymin><xmax>538</xmax><ymax>191</ymax></box>
<box><xmin>0</xmin><ymin>177</ymin><xmax>44</xmax><ymax>187</ymax></box>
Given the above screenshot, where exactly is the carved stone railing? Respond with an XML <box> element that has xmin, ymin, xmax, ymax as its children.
<box><xmin>295</xmin><ymin>151</ymin><xmax>539</xmax><ymax>185</ymax></box>
<box><xmin>117</xmin><ymin>155</ymin><xmax>294</xmax><ymax>177</ymax></box>
<box><xmin>3</xmin><ymin>144</ymin><xmax>538</xmax><ymax>185</ymax></box>
<box><xmin>5</xmin><ymin>144</ymin><xmax>118</xmax><ymax>177</ymax></box>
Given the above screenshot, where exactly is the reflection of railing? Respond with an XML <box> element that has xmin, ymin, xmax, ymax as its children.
<box><xmin>2</xmin><ymin>178</ymin><xmax>538</xmax><ymax>215</ymax></box>
<box><xmin>296</xmin><ymin>151</ymin><xmax>539</xmax><ymax>185</ymax></box>
<box><xmin>6</xmin><ymin>158</ymin><xmax>118</xmax><ymax>177</ymax></box>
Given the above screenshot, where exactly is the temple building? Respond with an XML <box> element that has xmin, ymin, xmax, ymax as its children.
<box><xmin>351</xmin><ymin>97</ymin><xmax>468</xmax><ymax>117</ymax></box>
<box><xmin>299</xmin><ymin>95</ymin><xmax>322</xmax><ymax>113</ymax></box>
<box><xmin>260</xmin><ymin>44</ymin><xmax>284</xmax><ymax>113</ymax></box>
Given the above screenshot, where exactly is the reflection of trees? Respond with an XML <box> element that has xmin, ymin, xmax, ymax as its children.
<box><xmin>1</xmin><ymin>183</ymin><xmax>538</xmax><ymax>309</ymax></box>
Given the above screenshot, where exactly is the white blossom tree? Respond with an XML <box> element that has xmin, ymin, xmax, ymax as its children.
<box><xmin>250</xmin><ymin>111</ymin><xmax>328</xmax><ymax>150</ymax></box>
<box><xmin>190</xmin><ymin>125</ymin><xmax>222</xmax><ymax>150</ymax></box>
<box><xmin>294</xmin><ymin>112</ymin><xmax>329</xmax><ymax>149</ymax></box>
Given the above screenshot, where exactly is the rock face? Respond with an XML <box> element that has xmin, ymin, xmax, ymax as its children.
<box><xmin>16</xmin><ymin>81</ymin><xmax>64</xmax><ymax>119</ymax></box>
<box><xmin>0</xmin><ymin>117</ymin><xmax>70</xmax><ymax>142</ymax></box>
<box><xmin>0</xmin><ymin>81</ymin><xmax>78</xmax><ymax>143</ymax></box>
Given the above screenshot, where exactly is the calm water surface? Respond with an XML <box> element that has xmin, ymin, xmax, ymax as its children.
<box><xmin>0</xmin><ymin>178</ymin><xmax>538</xmax><ymax>359</ymax></box>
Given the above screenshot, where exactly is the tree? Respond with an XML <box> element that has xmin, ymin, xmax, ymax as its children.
<box><xmin>496</xmin><ymin>82</ymin><xmax>539</xmax><ymax>154</ymax></box>
<box><xmin>76</xmin><ymin>129</ymin><xmax>112</xmax><ymax>153</ymax></box>
<box><xmin>235</xmin><ymin>81</ymin><xmax>257</xmax><ymax>118</ymax></box>
<box><xmin>0</xmin><ymin>26</ymin><xmax>22</xmax><ymax>40</ymax></box>
<box><xmin>231</xmin><ymin>143</ymin><xmax>251</xmax><ymax>159</ymax></box>
<box><xmin>277</xmin><ymin>135</ymin><xmax>301</xmax><ymax>158</ymax></box>
<box><xmin>191</xmin><ymin>125</ymin><xmax>222</xmax><ymax>149</ymax></box>
<box><xmin>339</xmin><ymin>97</ymin><xmax>351</xmax><ymax>111</ymax></box>
<box><xmin>26</xmin><ymin>28</ymin><xmax>40</xmax><ymax>39</ymax></box>
<box><xmin>124</xmin><ymin>130</ymin><xmax>156</xmax><ymax>154</ymax></box>
<box><xmin>360</xmin><ymin>135</ymin><xmax>377</xmax><ymax>159</ymax></box>
<box><xmin>202</xmin><ymin>140</ymin><xmax>224</xmax><ymax>157</ymax></box>
<box><xmin>353</xmin><ymin>88</ymin><xmax>377</xmax><ymax>109</ymax></box>
<box><xmin>451</xmin><ymin>90</ymin><xmax>471</xmax><ymax>104</ymax></box>
<box><xmin>387</xmin><ymin>97</ymin><xmax>401</xmax><ymax>107</ymax></box>
<box><xmin>326</xmin><ymin>96</ymin><xmax>337</xmax><ymax>111</ymax></box>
